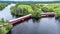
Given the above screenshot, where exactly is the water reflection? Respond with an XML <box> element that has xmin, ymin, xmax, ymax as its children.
<box><xmin>11</xmin><ymin>17</ymin><xmax>60</xmax><ymax>34</ymax></box>
<box><xmin>0</xmin><ymin>4</ymin><xmax>16</xmax><ymax>20</ymax></box>
<box><xmin>55</xmin><ymin>19</ymin><xmax>60</xmax><ymax>34</ymax></box>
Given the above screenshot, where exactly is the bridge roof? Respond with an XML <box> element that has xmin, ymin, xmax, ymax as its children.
<box><xmin>41</xmin><ymin>12</ymin><xmax>54</xmax><ymax>14</ymax></box>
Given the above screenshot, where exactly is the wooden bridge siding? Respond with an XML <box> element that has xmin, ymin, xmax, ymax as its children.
<box><xmin>9</xmin><ymin>13</ymin><xmax>54</xmax><ymax>25</ymax></box>
<box><xmin>9</xmin><ymin>14</ymin><xmax>32</xmax><ymax>24</ymax></box>
<box><xmin>41</xmin><ymin>13</ymin><xmax>54</xmax><ymax>17</ymax></box>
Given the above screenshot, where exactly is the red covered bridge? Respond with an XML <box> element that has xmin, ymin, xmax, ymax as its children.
<box><xmin>9</xmin><ymin>12</ymin><xmax>55</xmax><ymax>25</ymax></box>
<box><xmin>9</xmin><ymin>14</ymin><xmax>32</xmax><ymax>25</ymax></box>
<box><xmin>41</xmin><ymin>12</ymin><xmax>54</xmax><ymax>17</ymax></box>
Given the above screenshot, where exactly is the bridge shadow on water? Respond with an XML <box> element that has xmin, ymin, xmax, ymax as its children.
<box><xmin>7</xmin><ymin>17</ymin><xmax>60</xmax><ymax>34</ymax></box>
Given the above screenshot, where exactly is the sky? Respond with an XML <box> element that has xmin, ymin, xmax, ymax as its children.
<box><xmin>0</xmin><ymin>0</ymin><xmax>60</xmax><ymax>1</ymax></box>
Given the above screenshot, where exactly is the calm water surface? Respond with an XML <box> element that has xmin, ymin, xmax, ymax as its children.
<box><xmin>11</xmin><ymin>17</ymin><xmax>60</xmax><ymax>34</ymax></box>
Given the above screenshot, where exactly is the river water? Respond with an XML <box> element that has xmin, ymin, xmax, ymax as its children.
<box><xmin>11</xmin><ymin>17</ymin><xmax>60</xmax><ymax>34</ymax></box>
<box><xmin>0</xmin><ymin>4</ymin><xmax>60</xmax><ymax>34</ymax></box>
<box><xmin>0</xmin><ymin>4</ymin><xmax>16</xmax><ymax>20</ymax></box>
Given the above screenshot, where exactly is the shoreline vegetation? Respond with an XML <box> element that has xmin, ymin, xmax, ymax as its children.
<box><xmin>0</xmin><ymin>3</ymin><xmax>12</xmax><ymax>34</ymax></box>
<box><xmin>10</xmin><ymin>3</ymin><xmax>60</xmax><ymax>19</ymax></box>
<box><xmin>0</xmin><ymin>18</ymin><xmax>12</xmax><ymax>34</ymax></box>
<box><xmin>0</xmin><ymin>2</ymin><xmax>10</xmax><ymax>10</ymax></box>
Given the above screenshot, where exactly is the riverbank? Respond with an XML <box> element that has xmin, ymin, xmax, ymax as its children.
<box><xmin>0</xmin><ymin>18</ymin><xmax>12</xmax><ymax>34</ymax></box>
<box><xmin>0</xmin><ymin>2</ymin><xmax>10</xmax><ymax>10</ymax></box>
<box><xmin>0</xmin><ymin>4</ymin><xmax>16</xmax><ymax>20</ymax></box>
<box><xmin>0</xmin><ymin>4</ymin><xmax>15</xmax><ymax>34</ymax></box>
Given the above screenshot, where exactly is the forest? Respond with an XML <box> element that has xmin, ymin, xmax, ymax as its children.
<box><xmin>0</xmin><ymin>2</ymin><xmax>10</xmax><ymax>10</ymax></box>
<box><xmin>10</xmin><ymin>3</ymin><xmax>60</xmax><ymax>18</ymax></box>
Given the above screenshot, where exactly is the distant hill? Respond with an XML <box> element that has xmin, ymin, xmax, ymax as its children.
<box><xmin>0</xmin><ymin>1</ymin><xmax>60</xmax><ymax>3</ymax></box>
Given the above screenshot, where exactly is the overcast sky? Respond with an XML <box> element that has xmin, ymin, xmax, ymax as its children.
<box><xmin>0</xmin><ymin>0</ymin><xmax>60</xmax><ymax>1</ymax></box>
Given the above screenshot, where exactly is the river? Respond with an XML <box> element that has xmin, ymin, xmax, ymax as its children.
<box><xmin>0</xmin><ymin>4</ymin><xmax>16</xmax><ymax>20</ymax></box>
<box><xmin>0</xmin><ymin>4</ymin><xmax>60</xmax><ymax>34</ymax></box>
<box><xmin>11</xmin><ymin>17</ymin><xmax>60</xmax><ymax>34</ymax></box>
